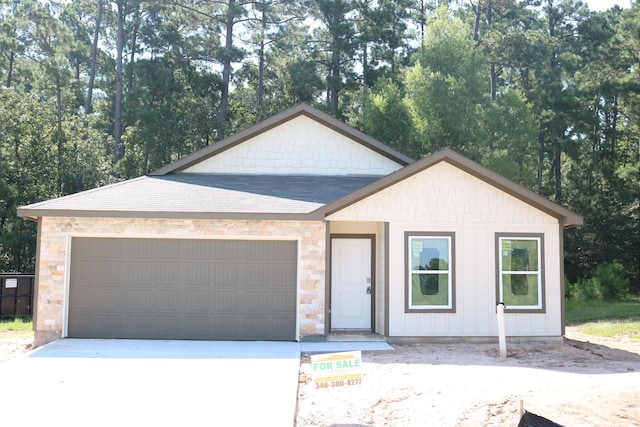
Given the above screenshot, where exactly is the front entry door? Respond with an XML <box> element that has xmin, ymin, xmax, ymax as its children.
<box><xmin>331</xmin><ymin>237</ymin><xmax>372</xmax><ymax>329</ymax></box>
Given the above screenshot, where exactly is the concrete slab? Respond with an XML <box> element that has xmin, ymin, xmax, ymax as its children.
<box><xmin>1</xmin><ymin>339</ymin><xmax>301</xmax><ymax>426</ymax></box>
<box><xmin>301</xmin><ymin>341</ymin><xmax>394</xmax><ymax>354</ymax></box>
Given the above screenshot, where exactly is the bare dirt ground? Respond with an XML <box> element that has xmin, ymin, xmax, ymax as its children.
<box><xmin>296</xmin><ymin>328</ymin><xmax>640</xmax><ymax>427</ymax></box>
<box><xmin>0</xmin><ymin>330</ymin><xmax>34</xmax><ymax>363</ymax></box>
<box><xmin>2</xmin><ymin>329</ymin><xmax>639</xmax><ymax>426</ymax></box>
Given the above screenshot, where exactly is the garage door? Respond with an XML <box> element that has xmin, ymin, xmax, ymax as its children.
<box><xmin>68</xmin><ymin>238</ymin><xmax>297</xmax><ymax>341</ymax></box>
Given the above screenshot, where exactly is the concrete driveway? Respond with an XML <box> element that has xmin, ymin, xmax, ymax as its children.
<box><xmin>1</xmin><ymin>339</ymin><xmax>301</xmax><ymax>426</ymax></box>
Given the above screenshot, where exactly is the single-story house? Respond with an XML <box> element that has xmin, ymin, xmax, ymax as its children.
<box><xmin>19</xmin><ymin>104</ymin><xmax>583</xmax><ymax>347</ymax></box>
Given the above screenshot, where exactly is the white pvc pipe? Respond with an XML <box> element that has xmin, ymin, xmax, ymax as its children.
<box><xmin>497</xmin><ymin>302</ymin><xmax>507</xmax><ymax>358</ymax></box>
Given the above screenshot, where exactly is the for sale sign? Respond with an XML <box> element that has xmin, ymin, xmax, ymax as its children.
<box><xmin>310</xmin><ymin>351</ymin><xmax>362</xmax><ymax>389</ymax></box>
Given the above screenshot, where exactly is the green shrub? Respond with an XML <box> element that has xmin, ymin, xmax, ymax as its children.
<box><xmin>565</xmin><ymin>277</ymin><xmax>579</xmax><ymax>300</ymax></box>
<box><xmin>566</xmin><ymin>277</ymin><xmax>602</xmax><ymax>301</ymax></box>
<box><xmin>595</xmin><ymin>261</ymin><xmax>630</xmax><ymax>300</ymax></box>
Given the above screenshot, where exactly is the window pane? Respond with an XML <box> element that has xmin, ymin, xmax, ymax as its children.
<box><xmin>411</xmin><ymin>238</ymin><xmax>449</xmax><ymax>271</ymax></box>
<box><xmin>406</xmin><ymin>233</ymin><xmax>454</xmax><ymax>311</ymax></box>
<box><xmin>412</xmin><ymin>273</ymin><xmax>449</xmax><ymax>306</ymax></box>
<box><xmin>501</xmin><ymin>239</ymin><xmax>538</xmax><ymax>272</ymax></box>
<box><xmin>502</xmin><ymin>274</ymin><xmax>539</xmax><ymax>306</ymax></box>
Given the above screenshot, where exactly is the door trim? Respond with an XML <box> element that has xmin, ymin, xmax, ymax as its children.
<box><xmin>328</xmin><ymin>234</ymin><xmax>375</xmax><ymax>332</ymax></box>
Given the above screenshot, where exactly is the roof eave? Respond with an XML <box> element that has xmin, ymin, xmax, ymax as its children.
<box><xmin>561</xmin><ymin>216</ymin><xmax>584</xmax><ymax>229</ymax></box>
<box><xmin>17</xmin><ymin>208</ymin><xmax>325</xmax><ymax>222</ymax></box>
<box><xmin>18</xmin><ymin>212</ymin><xmax>39</xmax><ymax>222</ymax></box>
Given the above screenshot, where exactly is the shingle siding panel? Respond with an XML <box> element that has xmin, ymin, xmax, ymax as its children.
<box><xmin>328</xmin><ymin>163</ymin><xmax>556</xmax><ymax>225</ymax></box>
<box><xmin>183</xmin><ymin>116</ymin><xmax>404</xmax><ymax>175</ymax></box>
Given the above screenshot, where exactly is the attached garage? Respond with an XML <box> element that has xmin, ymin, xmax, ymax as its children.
<box><xmin>67</xmin><ymin>237</ymin><xmax>298</xmax><ymax>341</ymax></box>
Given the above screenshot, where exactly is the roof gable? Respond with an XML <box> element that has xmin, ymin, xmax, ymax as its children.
<box><xmin>319</xmin><ymin>148</ymin><xmax>583</xmax><ymax>228</ymax></box>
<box><xmin>151</xmin><ymin>103</ymin><xmax>414</xmax><ymax>176</ymax></box>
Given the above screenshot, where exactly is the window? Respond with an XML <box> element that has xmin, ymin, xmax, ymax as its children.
<box><xmin>405</xmin><ymin>233</ymin><xmax>455</xmax><ymax>312</ymax></box>
<box><xmin>496</xmin><ymin>234</ymin><xmax>544</xmax><ymax>311</ymax></box>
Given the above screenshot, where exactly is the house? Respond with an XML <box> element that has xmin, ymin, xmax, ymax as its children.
<box><xmin>18</xmin><ymin>104</ymin><xmax>583</xmax><ymax>347</ymax></box>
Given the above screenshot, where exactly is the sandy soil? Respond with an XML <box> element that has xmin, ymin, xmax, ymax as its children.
<box><xmin>0</xmin><ymin>331</ymin><xmax>34</xmax><ymax>363</ymax></box>
<box><xmin>2</xmin><ymin>329</ymin><xmax>638</xmax><ymax>426</ymax></box>
<box><xmin>295</xmin><ymin>328</ymin><xmax>640</xmax><ymax>427</ymax></box>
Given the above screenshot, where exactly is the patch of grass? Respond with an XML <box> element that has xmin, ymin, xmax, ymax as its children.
<box><xmin>0</xmin><ymin>317</ymin><xmax>33</xmax><ymax>332</ymax></box>
<box><xmin>566</xmin><ymin>299</ymin><xmax>640</xmax><ymax>340</ymax></box>
<box><xmin>565</xmin><ymin>299</ymin><xmax>640</xmax><ymax>325</ymax></box>
<box><xmin>574</xmin><ymin>319</ymin><xmax>640</xmax><ymax>341</ymax></box>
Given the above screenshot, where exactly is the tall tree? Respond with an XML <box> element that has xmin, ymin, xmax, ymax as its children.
<box><xmin>404</xmin><ymin>7</ymin><xmax>489</xmax><ymax>158</ymax></box>
<box><xmin>237</xmin><ymin>0</ymin><xmax>308</xmax><ymax>120</ymax></box>
<box><xmin>86</xmin><ymin>0</ymin><xmax>103</xmax><ymax>119</ymax></box>
<box><xmin>114</xmin><ymin>0</ymin><xmax>125</xmax><ymax>162</ymax></box>
<box><xmin>26</xmin><ymin>2</ymin><xmax>78</xmax><ymax>193</ymax></box>
<box><xmin>353</xmin><ymin>0</ymin><xmax>412</xmax><ymax>88</ymax></box>
<box><xmin>563</xmin><ymin>5</ymin><xmax>640</xmax><ymax>289</ymax></box>
<box><xmin>0</xmin><ymin>91</ymin><xmax>57</xmax><ymax>270</ymax></box>
<box><xmin>312</xmin><ymin>0</ymin><xmax>358</xmax><ymax>117</ymax></box>
<box><xmin>170</xmin><ymin>0</ymin><xmax>248</xmax><ymax>137</ymax></box>
<box><xmin>362</xmin><ymin>77</ymin><xmax>417</xmax><ymax>156</ymax></box>
<box><xmin>0</xmin><ymin>0</ymin><xmax>30</xmax><ymax>88</ymax></box>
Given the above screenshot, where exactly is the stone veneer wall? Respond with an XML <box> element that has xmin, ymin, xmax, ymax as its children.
<box><xmin>34</xmin><ymin>216</ymin><xmax>326</xmax><ymax>346</ymax></box>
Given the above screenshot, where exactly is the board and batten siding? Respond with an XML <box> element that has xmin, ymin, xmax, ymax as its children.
<box><xmin>183</xmin><ymin>116</ymin><xmax>404</xmax><ymax>176</ymax></box>
<box><xmin>327</xmin><ymin>162</ymin><xmax>563</xmax><ymax>338</ymax></box>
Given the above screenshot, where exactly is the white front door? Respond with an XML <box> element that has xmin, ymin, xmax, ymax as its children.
<box><xmin>331</xmin><ymin>238</ymin><xmax>372</xmax><ymax>329</ymax></box>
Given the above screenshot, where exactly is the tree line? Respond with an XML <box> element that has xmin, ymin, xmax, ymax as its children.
<box><xmin>0</xmin><ymin>0</ymin><xmax>638</xmax><ymax>293</ymax></box>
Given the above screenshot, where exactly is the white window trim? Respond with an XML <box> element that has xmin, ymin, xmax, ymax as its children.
<box><xmin>498</xmin><ymin>235</ymin><xmax>543</xmax><ymax>311</ymax></box>
<box><xmin>406</xmin><ymin>234</ymin><xmax>454</xmax><ymax>312</ymax></box>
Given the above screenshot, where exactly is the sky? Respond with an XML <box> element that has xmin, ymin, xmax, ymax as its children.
<box><xmin>586</xmin><ymin>0</ymin><xmax>632</xmax><ymax>11</ymax></box>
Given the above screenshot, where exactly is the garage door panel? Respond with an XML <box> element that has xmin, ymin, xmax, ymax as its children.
<box><xmin>185</xmin><ymin>290</ymin><xmax>211</xmax><ymax>311</ymax></box>
<box><xmin>71</xmin><ymin>312</ymin><xmax>121</xmax><ymax>338</ymax></box>
<box><xmin>182</xmin><ymin>264</ymin><xmax>214</xmax><ymax>285</ymax></box>
<box><xmin>242</xmin><ymin>291</ymin><xmax>294</xmax><ymax>313</ymax></box>
<box><xmin>72</xmin><ymin>261</ymin><xmax>125</xmax><ymax>284</ymax></box>
<box><xmin>272</xmin><ymin>291</ymin><xmax>297</xmax><ymax>311</ymax></box>
<box><xmin>244</xmin><ymin>265</ymin><xmax>296</xmax><ymax>285</ymax></box>
<box><xmin>128</xmin><ymin>289</ymin><xmax>153</xmax><ymax>310</ymax></box>
<box><xmin>209</xmin><ymin>264</ymin><xmax>242</xmax><ymax>284</ymax></box>
<box><xmin>68</xmin><ymin>238</ymin><xmax>297</xmax><ymax>341</ymax></box>
<box><xmin>125</xmin><ymin>262</ymin><xmax>180</xmax><ymax>285</ymax></box>
<box><xmin>242</xmin><ymin>315</ymin><xmax>292</xmax><ymax>341</ymax></box>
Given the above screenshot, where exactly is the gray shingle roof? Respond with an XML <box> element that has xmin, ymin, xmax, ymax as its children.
<box><xmin>18</xmin><ymin>174</ymin><xmax>383</xmax><ymax>219</ymax></box>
